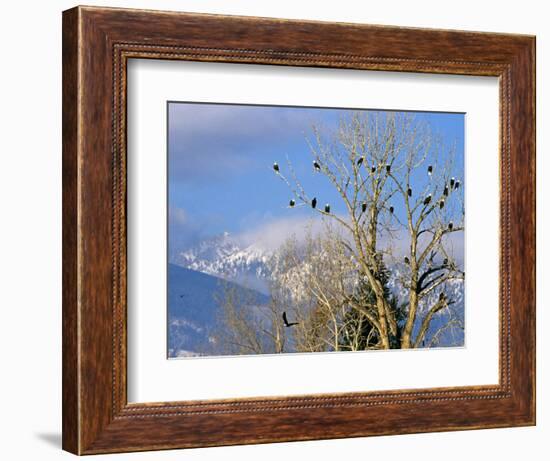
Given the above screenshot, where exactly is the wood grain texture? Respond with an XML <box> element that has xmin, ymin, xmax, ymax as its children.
<box><xmin>62</xmin><ymin>5</ymin><xmax>536</xmax><ymax>455</ymax></box>
<box><xmin>62</xmin><ymin>7</ymin><xmax>80</xmax><ymax>454</ymax></box>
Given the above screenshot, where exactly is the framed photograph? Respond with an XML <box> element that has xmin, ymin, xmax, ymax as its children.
<box><xmin>62</xmin><ymin>6</ymin><xmax>535</xmax><ymax>454</ymax></box>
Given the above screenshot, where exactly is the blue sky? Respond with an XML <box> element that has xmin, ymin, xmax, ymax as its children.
<box><xmin>168</xmin><ymin>102</ymin><xmax>464</xmax><ymax>253</ymax></box>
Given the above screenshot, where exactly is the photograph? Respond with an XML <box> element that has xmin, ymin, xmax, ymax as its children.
<box><xmin>167</xmin><ymin>102</ymin><xmax>465</xmax><ymax>358</ymax></box>
<box><xmin>42</xmin><ymin>2</ymin><xmax>536</xmax><ymax>456</ymax></box>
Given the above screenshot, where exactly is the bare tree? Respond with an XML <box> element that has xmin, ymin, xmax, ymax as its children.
<box><xmin>210</xmin><ymin>281</ymin><xmax>287</xmax><ymax>355</ymax></box>
<box><xmin>268</xmin><ymin>223</ymin><xmax>402</xmax><ymax>352</ymax></box>
<box><xmin>268</xmin><ymin>227</ymin><xmax>358</xmax><ymax>352</ymax></box>
<box><xmin>273</xmin><ymin>111</ymin><xmax>464</xmax><ymax>350</ymax></box>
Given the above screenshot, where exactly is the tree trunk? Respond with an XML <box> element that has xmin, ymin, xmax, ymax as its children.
<box><xmin>401</xmin><ymin>288</ymin><xmax>418</xmax><ymax>348</ymax></box>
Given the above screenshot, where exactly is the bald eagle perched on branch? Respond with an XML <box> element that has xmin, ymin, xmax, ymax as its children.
<box><xmin>313</xmin><ymin>160</ymin><xmax>321</xmax><ymax>171</ymax></box>
<box><xmin>311</xmin><ymin>197</ymin><xmax>317</xmax><ymax>209</ymax></box>
<box><xmin>273</xmin><ymin>162</ymin><xmax>279</xmax><ymax>173</ymax></box>
<box><xmin>423</xmin><ymin>194</ymin><xmax>432</xmax><ymax>206</ymax></box>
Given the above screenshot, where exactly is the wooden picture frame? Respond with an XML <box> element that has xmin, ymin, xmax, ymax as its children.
<box><xmin>62</xmin><ymin>5</ymin><xmax>535</xmax><ymax>455</ymax></box>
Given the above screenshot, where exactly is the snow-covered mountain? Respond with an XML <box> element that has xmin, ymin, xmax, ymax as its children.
<box><xmin>171</xmin><ymin>232</ymin><xmax>273</xmax><ymax>293</ymax></box>
<box><xmin>169</xmin><ymin>234</ymin><xmax>465</xmax><ymax>352</ymax></box>
<box><xmin>172</xmin><ymin>233</ymin><xmax>465</xmax><ymax>311</ymax></box>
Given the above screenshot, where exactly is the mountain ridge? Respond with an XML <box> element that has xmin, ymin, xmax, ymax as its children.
<box><xmin>171</xmin><ymin>232</ymin><xmax>272</xmax><ymax>293</ymax></box>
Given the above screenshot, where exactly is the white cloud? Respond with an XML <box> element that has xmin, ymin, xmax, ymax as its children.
<box><xmin>167</xmin><ymin>103</ymin><xmax>320</xmax><ymax>183</ymax></box>
<box><xmin>169</xmin><ymin>207</ymin><xmax>187</xmax><ymax>226</ymax></box>
<box><xmin>169</xmin><ymin>203</ymin><xmax>464</xmax><ymax>270</ymax></box>
<box><xmin>168</xmin><ymin>206</ymin><xmax>204</xmax><ymax>252</ymax></box>
<box><xmin>231</xmin><ymin>213</ymin><xmax>464</xmax><ymax>267</ymax></box>
<box><xmin>233</xmin><ymin>214</ymin><xmax>328</xmax><ymax>251</ymax></box>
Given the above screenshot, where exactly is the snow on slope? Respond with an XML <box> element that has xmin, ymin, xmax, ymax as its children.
<box><xmin>171</xmin><ymin>232</ymin><xmax>273</xmax><ymax>293</ymax></box>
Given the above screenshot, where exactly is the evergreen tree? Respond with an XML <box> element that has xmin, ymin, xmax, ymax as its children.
<box><xmin>340</xmin><ymin>258</ymin><xmax>403</xmax><ymax>350</ymax></box>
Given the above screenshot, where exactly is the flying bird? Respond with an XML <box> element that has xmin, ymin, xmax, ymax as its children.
<box><xmin>423</xmin><ymin>194</ymin><xmax>432</xmax><ymax>206</ymax></box>
<box><xmin>324</xmin><ymin>204</ymin><xmax>331</xmax><ymax>213</ymax></box>
<box><xmin>407</xmin><ymin>187</ymin><xmax>412</xmax><ymax>197</ymax></box>
<box><xmin>313</xmin><ymin>160</ymin><xmax>321</xmax><ymax>171</ymax></box>
<box><xmin>273</xmin><ymin>162</ymin><xmax>279</xmax><ymax>173</ymax></box>
<box><xmin>311</xmin><ymin>197</ymin><xmax>317</xmax><ymax>209</ymax></box>
<box><xmin>404</xmin><ymin>256</ymin><xmax>410</xmax><ymax>265</ymax></box>
<box><xmin>289</xmin><ymin>199</ymin><xmax>295</xmax><ymax>207</ymax></box>
<box><xmin>389</xmin><ymin>206</ymin><xmax>394</xmax><ymax>214</ymax></box>
<box><xmin>282</xmin><ymin>311</ymin><xmax>299</xmax><ymax>327</ymax></box>
<box><xmin>361</xmin><ymin>202</ymin><xmax>367</xmax><ymax>213</ymax></box>
<box><xmin>357</xmin><ymin>157</ymin><xmax>364</xmax><ymax>166</ymax></box>
<box><xmin>448</xmin><ymin>222</ymin><xmax>454</xmax><ymax>231</ymax></box>
<box><xmin>428</xmin><ymin>165</ymin><xmax>433</xmax><ymax>176</ymax></box>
